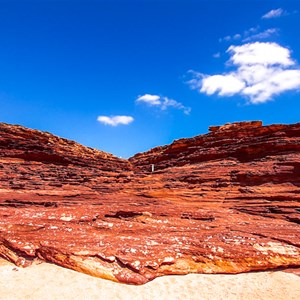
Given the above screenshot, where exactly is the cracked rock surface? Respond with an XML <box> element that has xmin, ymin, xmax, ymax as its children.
<box><xmin>0</xmin><ymin>121</ymin><xmax>299</xmax><ymax>284</ymax></box>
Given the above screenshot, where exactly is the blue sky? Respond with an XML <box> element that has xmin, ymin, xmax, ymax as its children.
<box><xmin>0</xmin><ymin>0</ymin><xmax>299</xmax><ymax>158</ymax></box>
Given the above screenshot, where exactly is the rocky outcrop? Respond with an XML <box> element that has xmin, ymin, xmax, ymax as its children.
<box><xmin>0</xmin><ymin>121</ymin><xmax>299</xmax><ymax>284</ymax></box>
<box><xmin>0</xmin><ymin>123</ymin><xmax>131</xmax><ymax>168</ymax></box>
<box><xmin>130</xmin><ymin>121</ymin><xmax>300</xmax><ymax>172</ymax></box>
<box><xmin>0</xmin><ymin>123</ymin><xmax>132</xmax><ymax>194</ymax></box>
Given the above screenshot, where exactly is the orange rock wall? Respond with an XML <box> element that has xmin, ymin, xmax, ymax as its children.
<box><xmin>0</xmin><ymin>121</ymin><xmax>299</xmax><ymax>284</ymax></box>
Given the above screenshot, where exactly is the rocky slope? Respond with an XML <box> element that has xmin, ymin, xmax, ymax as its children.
<box><xmin>0</xmin><ymin>121</ymin><xmax>299</xmax><ymax>284</ymax></box>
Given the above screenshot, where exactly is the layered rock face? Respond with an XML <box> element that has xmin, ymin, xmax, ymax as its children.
<box><xmin>0</xmin><ymin>121</ymin><xmax>299</xmax><ymax>284</ymax></box>
<box><xmin>0</xmin><ymin>123</ymin><xmax>132</xmax><ymax>194</ymax></box>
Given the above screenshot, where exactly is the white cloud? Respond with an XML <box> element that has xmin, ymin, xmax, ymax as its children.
<box><xmin>189</xmin><ymin>42</ymin><xmax>300</xmax><ymax>104</ymax></box>
<box><xmin>201</xmin><ymin>74</ymin><xmax>245</xmax><ymax>96</ymax></box>
<box><xmin>228</xmin><ymin>42</ymin><xmax>294</xmax><ymax>66</ymax></box>
<box><xmin>136</xmin><ymin>94</ymin><xmax>161</xmax><ymax>106</ymax></box>
<box><xmin>213</xmin><ymin>52</ymin><xmax>221</xmax><ymax>58</ymax></box>
<box><xmin>236</xmin><ymin>64</ymin><xmax>279</xmax><ymax>85</ymax></box>
<box><xmin>136</xmin><ymin>94</ymin><xmax>191</xmax><ymax>115</ymax></box>
<box><xmin>97</xmin><ymin>115</ymin><xmax>134</xmax><ymax>126</ymax></box>
<box><xmin>262</xmin><ymin>8</ymin><xmax>285</xmax><ymax>19</ymax></box>
<box><xmin>242</xmin><ymin>69</ymin><xmax>300</xmax><ymax>103</ymax></box>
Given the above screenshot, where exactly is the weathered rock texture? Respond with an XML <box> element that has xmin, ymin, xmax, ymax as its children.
<box><xmin>0</xmin><ymin>121</ymin><xmax>299</xmax><ymax>284</ymax></box>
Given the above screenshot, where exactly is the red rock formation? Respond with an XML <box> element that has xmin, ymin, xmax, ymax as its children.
<box><xmin>0</xmin><ymin>121</ymin><xmax>299</xmax><ymax>284</ymax></box>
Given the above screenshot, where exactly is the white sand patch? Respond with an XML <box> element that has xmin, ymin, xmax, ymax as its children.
<box><xmin>253</xmin><ymin>242</ymin><xmax>299</xmax><ymax>256</ymax></box>
<box><xmin>60</xmin><ymin>213</ymin><xmax>74</xmax><ymax>221</ymax></box>
<box><xmin>0</xmin><ymin>260</ymin><xmax>299</xmax><ymax>300</ymax></box>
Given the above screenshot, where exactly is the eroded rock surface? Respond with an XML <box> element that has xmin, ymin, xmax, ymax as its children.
<box><xmin>0</xmin><ymin>121</ymin><xmax>299</xmax><ymax>284</ymax></box>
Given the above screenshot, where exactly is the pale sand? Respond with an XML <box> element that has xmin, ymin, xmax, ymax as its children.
<box><xmin>0</xmin><ymin>260</ymin><xmax>300</xmax><ymax>300</ymax></box>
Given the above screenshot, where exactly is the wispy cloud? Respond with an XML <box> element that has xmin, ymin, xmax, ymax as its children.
<box><xmin>243</xmin><ymin>28</ymin><xmax>279</xmax><ymax>42</ymax></box>
<box><xmin>221</xmin><ymin>26</ymin><xmax>278</xmax><ymax>43</ymax></box>
<box><xmin>188</xmin><ymin>42</ymin><xmax>300</xmax><ymax>104</ymax></box>
<box><xmin>213</xmin><ymin>52</ymin><xmax>221</xmax><ymax>58</ymax></box>
<box><xmin>219</xmin><ymin>33</ymin><xmax>241</xmax><ymax>43</ymax></box>
<box><xmin>97</xmin><ymin>115</ymin><xmax>134</xmax><ymax>126</ymax></box>
<box><xmin>262</xmin><ymin>8</ymin><xmax>285</xmax><ymax>19</ymax></box>
<box><xmin>136</xmin><ymin>94</ymin><xmax>191</xmax><ymax>115</ymax></box>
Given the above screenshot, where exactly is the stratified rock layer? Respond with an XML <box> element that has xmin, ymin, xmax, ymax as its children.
<box><xmin>0</xmin><ymin>121</ymin><xmax>299</xmax><ymax>284</ymax></box>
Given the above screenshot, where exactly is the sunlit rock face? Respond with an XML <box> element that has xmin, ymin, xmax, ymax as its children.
<box><xmin>0</xmin><ymin>121</ymin><xmax>299</xmax><ymax>285</ymax></box>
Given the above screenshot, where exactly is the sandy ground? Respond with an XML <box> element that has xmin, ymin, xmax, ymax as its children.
<box><xmin>0</xmin><ymin>259</ymin><xmax>300</xmax><ymax>300</ymax></box>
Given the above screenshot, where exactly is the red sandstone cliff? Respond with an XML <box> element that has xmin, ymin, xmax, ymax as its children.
<box><xmin>0</xmin><ymin>121</ymin><xmax>299</xmax><ymax>284</ymax></box>
<box><xmin>0</xmin><ymin>123</ymin><xmax>132</xmax><ymax>195</ymax></box>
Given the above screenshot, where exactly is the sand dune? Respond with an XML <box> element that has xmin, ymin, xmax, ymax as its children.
<box><xmin>0</xmin><ymin>260</ymin><xmax>299</xmax><ymax>300</ymax></box>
